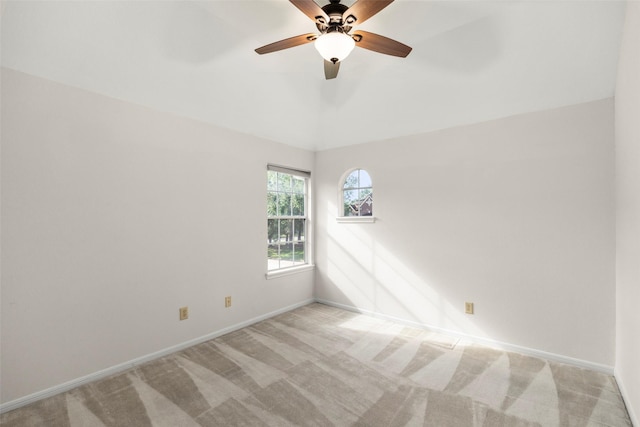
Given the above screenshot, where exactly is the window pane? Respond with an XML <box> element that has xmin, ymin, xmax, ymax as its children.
<box><xmin>292</xmin><ymin>177</ymin><xmax>304</xmax><ymax>194</ymax></box>
<box><xmin>293</xmin><ymin>219</ymin><xmax>305</xmax><ymax>242</ymax></box>
<box><xmin>359</xmin><ymin>188</ymin><xmax>372</xmax><ymax>199</ymax></box>
<box><xmin>268</xmin><ymin>243</ymin><xmax>280</xmax><ymax>271</ymax></box>
<box><xmin>278</xmin><ymin>173</ymin><xmax>292</xmax><ymax>192</ymax></box>
<box><xmin>279</xmin><ymin>219</ymin><xmax>292</xmax><ymax>242</ymax></box>
<box><xmin>359</xmin><ymin>192</ymin><xmax>373</xmax><ymax>216</ymax></box>
<box><xmin>267</xmin><ymin>219</ymin><xmax>279</xmax><ymax>243</ymax></box>
<box><xmin>267</xmin><ymin>171</ymin><xmax>278</xmax><ymax>191</ymax></box>
<box><xmin>293</xmin><ymin>242</ymin><xmax>305</xmax><ymax>265</ymax></box>
<box><xmin>344</xmin><ymin>205</ymin><xmax>356</xmax><ymax>216</ymax></box>
<box><xmin>344</xmin><ymin>170</ymin><xmax>359</xmax><ymax>189</ymax></box>
<box><xmin>277</xmin><ymin>193</ymin><xmax>292</xmax><ymax>216</ymax></box>
<box><xmin>268</xmin><ymin>243</ymin><xmax>280</xmax><ymax>259</ymax></box>
<box><xmin>343</xmin><ymin>189</ymin><xmax>357</xmax><ymax>204</ymax></box>
<box><xmin>343</xmin><ymin>190</ymin><xmax>357</xmax><ymax>216</ymax></box>
<box><xmin>280</xmin><ymin>242</ymin><xmax>294</xmax><ymax>262</ymax></box>
<box><xmin>359</xmin><ymin>170</ymin><xmax>372</xmax><ymax>188</ymax></box>
<box><xmin>267</xmin><ymin>193</ymin><xmax>277</xmax><ymax>216</ymax></box>
<box><xmin>292</xmin><ymin>194</ymin><xmax>304</xmax><ymax>216</ymax></box>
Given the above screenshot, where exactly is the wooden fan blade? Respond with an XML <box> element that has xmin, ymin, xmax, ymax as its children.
<box><xmin>255</xmin><ymin>33</ymin><xmax>317</xmax><ymax>55</ymax></box>
<box><xmin>289</xmin><ymin>0</ymin><xmax>329</xmax><ymax>24</ymax></box>
<box><xmin>352</xmin><ymin>30</ymin><xmax>412</xmax><ymax>57</ymax></box>
<box><xmin>324</xmin><ymin>60</ymin><xmax>340</xmax><ymax>79</ymax></box>
<box><xmin>343</xmin><ymin>0</ymin><xmax>394</xmax><ymax>26</ymax></box>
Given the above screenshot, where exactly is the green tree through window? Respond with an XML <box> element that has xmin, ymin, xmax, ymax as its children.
<box><xmin>267</xmin><ymin>166</ymin><xmax>309</xmax><ymax>271</ymax></box>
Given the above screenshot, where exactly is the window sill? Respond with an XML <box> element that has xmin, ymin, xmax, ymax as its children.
<box><xmin>265</xmin><ymin>264</ymin><xmax>315</xmax><ymax>280</ymax></box>
<box><xmin>336</xmin><ymin>216</ymin><xmax>376</xmax><ymax>224</ymax></box>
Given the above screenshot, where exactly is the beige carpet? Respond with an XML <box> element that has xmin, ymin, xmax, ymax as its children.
<box><xmin>1</xmin><ymin>303</ymin><xmax>632</xmax><ymax>426</ymax></box>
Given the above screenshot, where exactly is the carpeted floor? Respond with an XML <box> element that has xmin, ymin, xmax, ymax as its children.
<box><xmin>0</xmin><ymin>303</ymin><xmax>632</xmax><ymax>426</ymax></box>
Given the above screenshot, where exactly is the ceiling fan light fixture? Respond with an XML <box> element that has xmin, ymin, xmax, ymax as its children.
<box><xmin>314</xmin><ymin>31</ymin><xmax>355</xmax><ymax>63</ymax></box>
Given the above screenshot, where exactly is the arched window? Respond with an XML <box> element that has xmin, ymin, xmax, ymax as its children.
<box><xmin>341</xmin><ymin>169</ymin><xmax>373</xmax><ymax>217</ymax></box>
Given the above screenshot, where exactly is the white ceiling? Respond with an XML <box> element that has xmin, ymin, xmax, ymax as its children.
<box><xmin>1</xmin><ymin>0</ymin><xmax>627</xmax><ymax>151</ymax></box>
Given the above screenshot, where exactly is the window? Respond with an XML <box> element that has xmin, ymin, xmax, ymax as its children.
<box><xmin>267</xmin><ymin>165</ymin><xmax>309</xmax><ymax>272</ymax></box>
<box><xmin>342</xmin><ymin>169</ymin><xmax>373</xmax><ymax>217</ymax></box>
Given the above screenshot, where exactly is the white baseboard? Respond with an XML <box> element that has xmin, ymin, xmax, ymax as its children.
<box><xmin>0</xmin><ymin>298</ymin><xmax>315</xmax><ymax>415</ymax></box>
<box><xmin>614</xmin><ymin>369</ymin><xmax>639</xmax><ymax>427</ymax></box>
<box><xmin>315</xmin><ymin>298</ymin><xmax>615</xmax><ymax>376</ymax></box>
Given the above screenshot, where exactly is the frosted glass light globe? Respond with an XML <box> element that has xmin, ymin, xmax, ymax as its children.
<box><xmin>315</xmin><ymin>32</ymin><xmax>356</xmax><ymax>63</ymax></box>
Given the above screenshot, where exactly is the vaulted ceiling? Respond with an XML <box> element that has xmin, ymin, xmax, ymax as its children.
<box><xmin>0</xmin><ymin>0</ymin><xmax>627</xmax><ymax>151</ymax></box>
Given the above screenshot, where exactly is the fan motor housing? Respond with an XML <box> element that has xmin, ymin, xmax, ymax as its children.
<box><xmin>316</xmin><ymin>2</ymin><xmax>352</xmax><ymax>34</ymax></box>
<box><xmin>322</xmin><ymin>2</ymin><xmax>348</xmax><ymax>24</ymax></box>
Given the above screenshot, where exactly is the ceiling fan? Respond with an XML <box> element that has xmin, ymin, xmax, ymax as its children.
<box><xmin>255</xmin><ymin>0</ymin><xmax>412</xmax><ymax>79</ymax></box>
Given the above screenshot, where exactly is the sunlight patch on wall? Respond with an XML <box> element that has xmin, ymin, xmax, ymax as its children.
<box><xmin>323</xmin><ymin>199</ymin><xmax>486</xmax><ymax>339</ymax></box>
<box><xmin>372</xmin><ymin>242</ymin><xmax>485</xmax><ymax>338</ymax></box>
<box><xmin>326</xmin><ymin>238</ymin><xmax>376</xmax><ymax>309</ymax></box>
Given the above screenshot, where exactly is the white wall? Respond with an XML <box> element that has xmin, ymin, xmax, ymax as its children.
<box><xmin>615</xmin><ymin>1</ymin><xmax>640</xmax><ymax>423</ymax></box>
<box><xmin>0</xmin><ymin>64</ymin><xmax>628</xmax><ymax>410</ymax></box>
<box><xmin>0</xmin><ymin>68</ymin><xmax>314</xmax><ymax>405</ymax></box>
<box><xmin>315</xmin><ymin>99</ymin><xmax>615</xmax><ymax>367</ymax></box>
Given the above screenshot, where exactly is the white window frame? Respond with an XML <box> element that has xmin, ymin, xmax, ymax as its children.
<box><xmin>337</xmin><ymin>168</ymin><xmax>376</xmax><ymax>223</ymax></box>
<box><xmin>266</xmin><ymin>164</ymin><xmax>314</xmax><ymax>279</ymax></box>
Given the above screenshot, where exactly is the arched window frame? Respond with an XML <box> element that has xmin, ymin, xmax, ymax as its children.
<box><xmin>337</xmin><ymin>168</ymin><xmax>376</xmax><ymax>223</ymax></box>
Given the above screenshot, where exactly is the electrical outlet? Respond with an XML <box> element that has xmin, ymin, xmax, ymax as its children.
<box><xmin>179</xmin><ymin>306</ymin><xmax>189</xmax><ymax>320</ymax></box>
<box><xmin>465</xmin><ymin>302</ymin><xmax>474</xmax><ymax>315</ymax></box>
<box><xmin>225</xmin><ymin>296</ymin><xmax>232</xmax><ymax>308</ymax></box>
